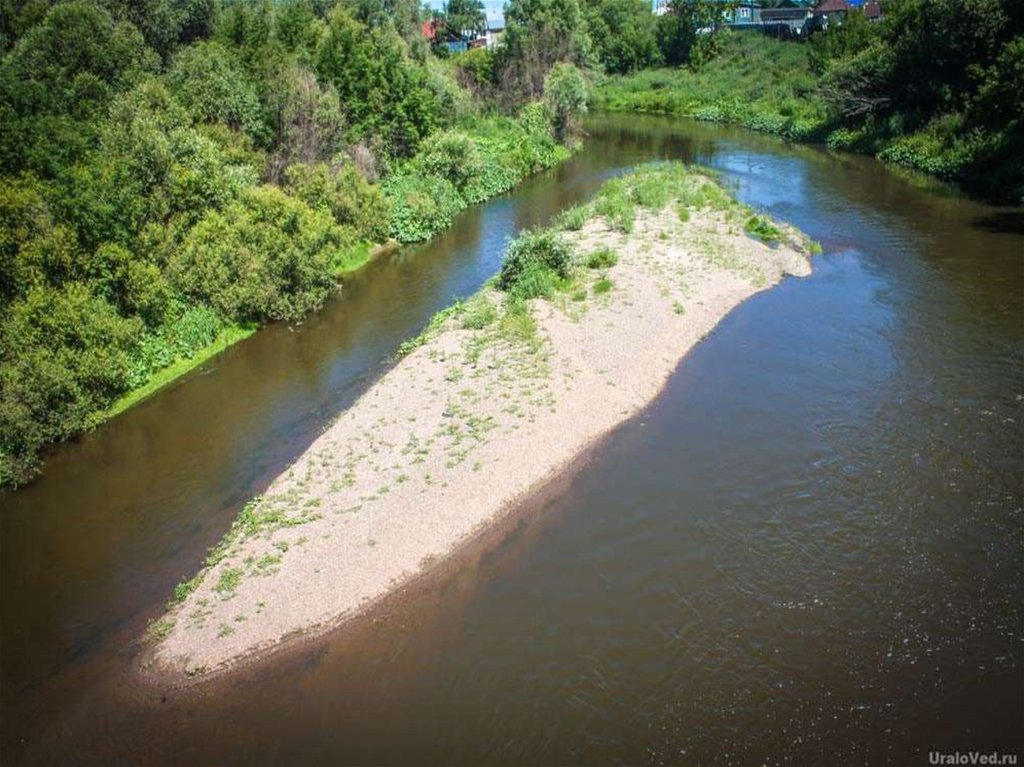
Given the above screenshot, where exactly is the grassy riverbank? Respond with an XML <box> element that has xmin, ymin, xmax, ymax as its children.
<box><xmin>593</xmin><ymin>30</ymin><xmax>1024</xmax><ymax>202</ymax></box>
<box><xmin>150</xmin><ymin>162</ymin><xmax>815</xmax><ymax>678</ymax></box>
<box><xmin>0</xmin><ymin>0</ymin><xmax>589</xmax><ymax>489</ymax></box>
<box><xmin>0</xmin><ymin>110</ymin><xmax>573</xmax><ymax>487</ymax></box>
<box><xmin>593</xmin><ymin>35</ymin><xmax>827</xmax><ymax>141</ymax></box>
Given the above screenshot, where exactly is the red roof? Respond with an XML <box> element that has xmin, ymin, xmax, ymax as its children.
<box><xmin>421</xmin><ymin>19</ymin><xmax>440</xmax><ymax>40</ymax></box>
<box><xmin>863</xmin><ymin>0</ymin><xmax>882</xmax><ymax>17</ymax></box>
<box><xmin>815</xmin><ymin>0</ymin><xmax>851</xmax><ymax>11</ymax></box>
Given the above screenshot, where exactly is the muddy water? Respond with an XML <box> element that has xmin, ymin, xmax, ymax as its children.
<box><xmin>1</xmin><ymin>114</ymin><xmax>1021</xmax><ymax>765</ymax></box>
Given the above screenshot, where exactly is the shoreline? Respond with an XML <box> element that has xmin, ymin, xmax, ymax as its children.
<box><xmin>99</xmin><ymin>240</ymin><xmax>400</xmax><ymax>428</ymax></box>
<box><xmin>148</xmin><ymin>164</ymin><xmax>816</xmax><ymax>680</ymax></box>
<box><xmin>140</xmin><ymin>418</ymin><xmax>617</xmax><ymax>690</ymax></box>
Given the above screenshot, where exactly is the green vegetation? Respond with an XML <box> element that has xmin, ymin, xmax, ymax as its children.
<box><xmin>496</xmin><ymin>162</ymin><xmax>756</xmax><ymax>304</ymax></box>
<box><xmin>0</xmin><ymin>0</ymin><xmax>586</xmax><ymax>488</ymax></box>
<box><xmin>593</xmin><ymin>33</ymin><xmax>827</xmax><ymax>140</ymax></box>
<box><xmin>497</xmin><ymin>229</ymin><xmax>573</xmax><ymax>302</ymax></box>
<box><xmin>584</xmin><ymin>247</ymin><xmax>618</xmax><ymax>269</ymax></box>
<box><xmin>594</xmin><ymin>2</ymin><xmax>1023</xmax><ymax>201</ymax></box>
<box><xmin>102</xmin><ymin>323</ymin><xmax>255</xmax><ymax>420</ymax></box>
<box><xmin>744</xmin><ymin>215</ymin><xmax>783</xmax><ymax>245</ymax></box>
<box><xmin>383</xmin><ymin>108</ymin><xmax>572</xmax><ymax>242</ymax></box>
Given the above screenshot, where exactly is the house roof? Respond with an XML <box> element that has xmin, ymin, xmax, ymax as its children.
<box><xmin>815</xmin><ymin>0</ymin><xmax>851</xmax><ymax>11</ymax></box>
<box><xmin>863</xmin><ymin>0</ymin><xmax>882</xmax><ymax>17</ymax></box>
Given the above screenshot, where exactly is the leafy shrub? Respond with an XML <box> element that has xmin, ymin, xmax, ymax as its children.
<box><xmin>552</xmin><ymin>204</ymin><xmax>590</xmax><ymax>231</ymax></box>
<box><xmin>497</xmin><ymin>229</ymin><xmax>572</xmax><ymax>300</ymax></box>
<box><xmin>453</xmin><ymin>47</ymin><xmax>495</xmax><ymax>91</ymax></box>
<box><xmin>585</xmin><ymin>247</ymin><xmax>618</xmax><ymax>269</ymax></box>
<box><xmin>383</xmin><ymin>172</ymin><xmax>465</xmax><ymax>243</ymax></box>
<box><xmin>169</xmin><ymin>186</ymin><xmax>343</xmax><ymax>322</ymax></box>
<box><xmin>461</xmin><ymin>159</ymin><xmax>518</xmax><ymax>205</ymax></box>
<box><xmin>744</xmin><ymin>215</ymin><xmax>782</xmax><ymax>244</ymax></box>
<box><xmin>166</xmin><ymin>41</ymin><xmax>265</xmax><ymax>143</ymax></box>
<box><xmin>415</xmin><ymin>131</ymin><xmax>483</xmax><ymax>192</ymax></box>
<box><xmin>593</xmin><ymin>277</ymin><xmax>613</xmax><ymax>295</ymax></box>
<box><xmin>125</xmin><ymin>302</ymin><xmax>226</xmax><ymax>388</ymax></box>
<box><xmin>284</xmin><ymin>162</ymin><xmax>390</xmax><ymax>243</ymax></box>
<box><xmin>544</xmin><ymin>62</ymin><xmax>588</xmax><ymax>144</ymax></box>
<box><xmin>594</xmin><ymin>179</ymin><xmax>636</xmax><ymax>233</ymax></box>
<box><xmin>0</xmin><ymin>282</ymin><xmax>142</xmax><ymax>485</ymax></box>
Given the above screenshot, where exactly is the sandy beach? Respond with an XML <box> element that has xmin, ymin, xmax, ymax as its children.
<box><xmin>151</xmin><ymin>168</ymin><xmax>814</xmax><ymax>678</ymax></box>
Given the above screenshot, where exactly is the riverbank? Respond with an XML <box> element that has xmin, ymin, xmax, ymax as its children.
<box><xmin>592</xmin><ymin>33</ymin><xmax>1023</xmax><ymax>203</ymax></box>
<box><xmin>592</xmin><ymin>35</ymin><xmax>827</xmax><ymax>144</ymax></box>
<box><xmin>148</xmin><ymin>162</ymin><xmax>815</xmax><ymax>679</ymax></box>
<box><xmin>0</xmin><ymin>110</ymin><xmax>574</xmax><ymax>491</ymax></box>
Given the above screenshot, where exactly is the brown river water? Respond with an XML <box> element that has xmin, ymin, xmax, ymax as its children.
<box><xmin>1</xmin><ymin>114</ymin><xmax>1021</xmax><ymax>766</ymax></box>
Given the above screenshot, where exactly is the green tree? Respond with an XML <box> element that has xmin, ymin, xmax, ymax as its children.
<box><xmin>441</xmin><ymin>0</ymin><xmax>486</xmax><ymax>40</ymax></box>
<box><xmin>166</xmin><ymin>40</ymin><xmax>266</xmax><ymax>143</ymax></box>
<box><xmin>263</xmin><ymin>62</ymin><xmax>345</xmax><ymax>176</ymax></box>
<box><xmin>315</xmin><ymin>8</ymin><xmax>439</xmax><ymax>156</ymax></box>
<box><xmin>656</xmin><ymin>0</ymin><xmax>725</xmax><ymax>68</ymax></box>
<box><xmin>0</xmin><ymin>282</ymin><xmax>142</xmax><ymax>485</ymax></box>
<box><xmin>584</xmin><ymin>0</ymin><xmax>661</xmax><ymax>74</ymax></box>
<box><xmin>495</xmin><ymin>0</ymin><xmax>592</xmax><ymax>103</ymax></box>
<box><xmin>543</xmin><ymin>61</ymin><xmax>588</xmax><ymax>144</ymax></box>
<box><xmin>0</xmin><ymin>1</ymin><xmax>156</xmax><ymax>175</ymax></box>
<box><xmin>168</xmin><ymin>185</ymin><xmax>345</xmax><ymax>322</ymax></box>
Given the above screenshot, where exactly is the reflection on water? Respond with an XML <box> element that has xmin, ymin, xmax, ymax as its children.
<box><xmin>1</xmin><ymin>114</ymin><xmax>1021</xmax><ymax>765</ymax></box>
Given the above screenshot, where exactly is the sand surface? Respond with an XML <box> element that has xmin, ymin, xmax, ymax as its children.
<box><xmin>153</xmin><ymin>202</ymin><xmax>812</xmax><ymax>677</ymax></box>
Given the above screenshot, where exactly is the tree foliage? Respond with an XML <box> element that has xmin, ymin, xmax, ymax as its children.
<box><xmin>584</xmin><ymin>0</ymin><xmax>661</xmax><ymax>74</ymax></box>
<box><xmin>0</xmin><ymin>0</ymin><xmax>576</xmax><ymax>487</ymax></box>
<box><xmin>495</xmin><ymin>0</ymin><xmax>592</xmax><ymax>104</ymax></box>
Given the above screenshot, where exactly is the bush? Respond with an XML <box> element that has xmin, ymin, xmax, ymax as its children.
<box><xmin>284</xmin><ymin>162</ymin><xmax>390</xmax><ymax>243</ymax></box>
<box><xmin>497</xmin><ymin>229</ymin><xmax>572</xmax><ymax>300</ymax></box>
<box><xmin>415</xmin><ymin>131</ymin><xmax>484</xmax><ymax>192</ymax></box>
<box><xmin>744</xmin><ymin>215</ymin><xmax>782</xmax><ymax>244</ymax></box>
<box><xmin>594</xmin><ymin>179</ymin><xmax>636</xmax><ymax>233</ymax></box>
<box><xmin>0</xmin><ymin>282</ymin><xmax>142</xmax><ymax>485</ymax></box>
<box><xmin>166</xmin><ymin>41</ymin><xmax>265</xmax><ymax>143</ymax></box>
<box><xmin>383</xmin><ymin>172</ymin><xmax>465</xmax><ymax>243</ymax></box>
<box><xmin>585</xmin><ymin>246</ymin><xmax>618</xmax><ymax>269</ymax></box>
<box><xmin>552</xmin><ymin>203</ymin><xmax>590</xmax><ymax>231</ymax></box>
<box><xmin>169</xmin><ymin>186</ymin><xmax>344</xmax><ymax>322</ymax></box>
<box><xmin>544</xmin><ymin>62</ymin><xmax>588</xmax><ymax>144</ymax></box>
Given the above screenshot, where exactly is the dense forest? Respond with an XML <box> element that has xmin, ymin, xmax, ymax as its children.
<box><xmin>591</xmin><ymin>0</ymin><xmax>1023</xmax><ymax>201</ymax></box>
<box><xmin>0</xmin><ymin>0</ymin><xmax>592</xmax><ymax>488</ymax></box>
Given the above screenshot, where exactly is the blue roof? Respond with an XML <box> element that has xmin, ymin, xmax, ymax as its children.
<box><xmin>422</xmin><ymin>1</ymin><xmax>505</xmax><ymax>30</ymax></box>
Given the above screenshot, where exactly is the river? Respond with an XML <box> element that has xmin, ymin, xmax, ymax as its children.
<box><xmin>1</xmin><ymin>114</ymin><xmax>1021</xmax><ymax>765</ymax></box>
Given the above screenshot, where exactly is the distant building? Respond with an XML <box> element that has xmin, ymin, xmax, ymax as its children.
<box><xmin>814</xmin><ymin>0</ymin><xmax>851</xmax><ymax>25</ymax></box>
<box><xmin>653</xmin><ymin>0</ymin><xmax>762</xmax><ymax>24</ymax></box>
<box><xmin>421</xmin><ymin>0</ymin><xmax>505</xmax><ymax>50</ymax></box>
<box><xmin>811</xmin><ymin>0</ymin><xmax>883</xmax><ymax>29</ymax></box>
<box><xmin>758</xmin><ymin>5</ymin><xmax>813</xmax><ymax>35</ymax></box>
<box><xmin>726</xmin><ymin>0</ymin><xmax>761</xmax><ymax>24</ymax></box>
